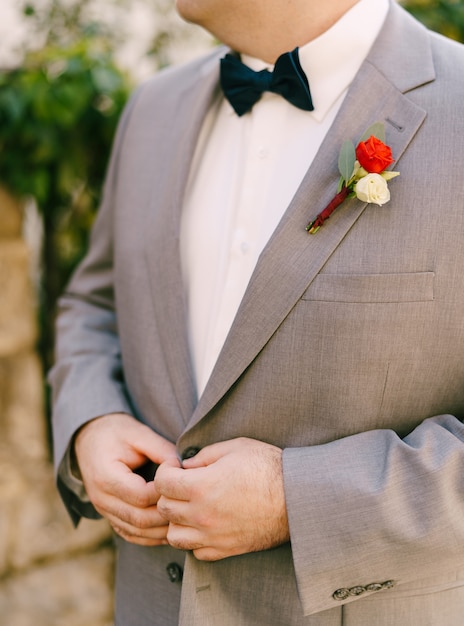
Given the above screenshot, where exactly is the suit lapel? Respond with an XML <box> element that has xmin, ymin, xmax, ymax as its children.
<box><xmin>144</xmin><ymin>49</ymin><xmax>225</xmax><ymax>424</ymax></box>
<box><xmin>187</xmin><ymin>2</ymin><xmax>434</xmax><ymax>428</ymax></box>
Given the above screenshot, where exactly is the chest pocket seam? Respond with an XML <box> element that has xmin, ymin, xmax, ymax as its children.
<box><xmin>301</xmin><ymin>271</ymin><xmax>435</xmax><ymax>303</ymax></box>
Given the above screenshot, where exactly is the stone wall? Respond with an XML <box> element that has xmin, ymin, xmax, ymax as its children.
<box><xmin>0</xmin><ymin>187</ymin><xmax>115</xmax><ymax>626</ymax></box>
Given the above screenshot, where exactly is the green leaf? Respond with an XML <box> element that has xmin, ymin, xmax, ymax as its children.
<box><xmin>91</xmin><ymin>66</ymin><xmax>124</xmax><ymax>93</ymax></box>
<box><xmin>0</xmin><ymin>86</ymin><xmax>26</xmax><ymax>123</ymax></box>
<box><xmin>360</xmin><ymin>122</ymin><xmax>386</xmax><ymax>143</ymax></box>
<box><xmin>338</xmin><ymin>140</ymin><xmax>356</xmax><ymax>183</ymax></box>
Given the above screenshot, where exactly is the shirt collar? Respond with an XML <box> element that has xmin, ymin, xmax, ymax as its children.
<box><xmin>241</xmin><ymin>0</ymin><xmax>390</xmax><ymax>122</ymax></box>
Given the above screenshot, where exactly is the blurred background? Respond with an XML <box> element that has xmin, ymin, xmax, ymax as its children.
<box><xmin>0</xmin><ymin>1</ymin><xmax>463</xmax><ymax>624</ymax></box>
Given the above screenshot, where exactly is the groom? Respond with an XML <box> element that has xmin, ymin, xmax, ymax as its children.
<box><xmin>50</xmin><ymin>0</ymin><xmax>464</xmax><ymax>624</ymax></box>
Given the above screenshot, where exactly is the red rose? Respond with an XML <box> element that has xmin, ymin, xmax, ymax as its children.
<box><xmin>355</xmin><ymin>135</ymin><xmax>394</xmax><ymax>173</ymax></box>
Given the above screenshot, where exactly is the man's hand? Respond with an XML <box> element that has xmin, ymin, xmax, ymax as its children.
<box><xmin>155</xmin><ymin>437</ymin><xmax>290</xmax><ymax>561</ymax></box>
<box><xmin>74</xmin><ymin>412</ymin><xmax>178</xmax><ymax>545</ymax></box>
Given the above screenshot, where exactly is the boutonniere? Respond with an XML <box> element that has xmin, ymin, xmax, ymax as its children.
<box><xmin>306</xmin><ymin>123</ymin><xmax>400</xmax><ymax>234</ymax></box>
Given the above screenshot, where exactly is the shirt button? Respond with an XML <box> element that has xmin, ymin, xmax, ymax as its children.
<box><xmin>257</xmin><ymin>146</ymin><xmax>269</xmax><ymax>159</ymax></box>
<box><xmin>240</xmin><ymin>241</ymin><xmax>250</xmax><ymax>254</ymax></box>
<box><xmin>181</xmin><ymin>446</ymin><xmax>201</xmax><ymax>460</ymax></box>
<box><xmin>166</xmin><ymin>562</ymin><xmax>183</xmax><ymax>583</ymax></box>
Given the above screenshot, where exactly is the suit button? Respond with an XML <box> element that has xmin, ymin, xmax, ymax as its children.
<box><xmin>181</xmin><ymin>446</ymin><xmax>201</xmax><ymax>460</ymax></box>
<box><xmin>166</xmin><ymin>562</ymin><xmax>183</xmax><ymax>583</ymax></box>
<box><xmin>349</xmin><ymin>586</ymin><xmax>365</xmax><ymax>596</ymax></box>
<box><xmin>381</xmin><ymin>580</ymin><xmax>396</xmax><ymax>590</ymax></box>
<box><xmin>333</xmin><ymin>588</ymin><xmax>350</xmax><ymax>600</ymax></box>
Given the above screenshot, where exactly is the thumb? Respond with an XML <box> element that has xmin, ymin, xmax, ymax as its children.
<box><xmin>181</xmin><ymin>439</ymin><xmax>238</xmax><ymax>469</ymax></box>
<box><xmin>132</xmin><ymin>424</ymin><xmax>178</xmax><ymax>466</ymax></box>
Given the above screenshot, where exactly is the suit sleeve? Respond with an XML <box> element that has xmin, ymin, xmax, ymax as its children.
<box><xmin>48</xmin><ymin>87</ymin><xmax>143</xmax><ymax>523</ymax></box>
<box><xmin>282</xmin><ymin>413</ymin><xmax>464</xmax><ymax>615</ymax></box>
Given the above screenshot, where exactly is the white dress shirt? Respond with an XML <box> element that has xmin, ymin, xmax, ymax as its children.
<box><xmin>180</xmin><ymin>0</ymin><xmax>389</xmax><ymax>397</ymax></box>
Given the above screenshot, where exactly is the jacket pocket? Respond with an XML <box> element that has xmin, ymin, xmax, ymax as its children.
<box><xmin>301</xmin><ymin>271</ymin><xmax>435</xmax><ymax>303</ymax></box>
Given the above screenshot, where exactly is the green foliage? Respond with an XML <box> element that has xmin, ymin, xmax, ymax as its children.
<box><xmin>0</xmin><ymin>39</ymin><xmax>128</xmax><ymax>213</ymax></box>
<box><xmin>403</xmin><ymin>0</ymin><xmax>464</xmax><ymax>43</ymax></box>
<box><xmin>0</xmin><ymin>5</ymin><xmax>131</xmax><ymax>382</ymax></box>
<box><xmin>22</xmin><ymin>0</ymin><xmax>128</xmax><ymax>47</ymax></box>
<box><xmin>338</xmin><ymin>140</ymin><xmax>356</xmax><ymax>185</ymax></box>
<box><xmin>360</xmin><ymin>122</ymin><xmax>386</xmax><ymax>144</ymax></box>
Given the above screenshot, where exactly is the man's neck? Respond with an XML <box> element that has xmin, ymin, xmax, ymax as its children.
<box><xmin>214</xmin><ymin>0</ymin><xmax>362</xmax><ymax>63</ymax></box>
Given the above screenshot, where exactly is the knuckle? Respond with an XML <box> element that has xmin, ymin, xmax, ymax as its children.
<box><xmin>113</xmin><ymin>503</ymin><xmax>141</xmax><ymax>528</ymax></box>
<box><xmin>153</xmin><ymin>464</ymin><xmax>169</xmax><ymax>488</ymax></box>
<box><xmin>132</xmin><ymin>491</ymin><xmax>152</xmax><ymax>509</ymax></box>
<box><xmin>127</xmin><ymin>509</ymin><xmax>148</xmax><ymax>529</ymax></box>
<box><xmin>167</xmin><ymin>524</ymin><xmax>205</xmax><ymax>553</ymax></box>
<box><xmin>166</xmin><ymin>527</ymin><xmax>190</xmax><ymax>551</ymax></box>
<box><xmin>156</xmin><ymin>497</ymin><xmax>173</xmax><ymax>520</ymax></box>
<box><xmin>193</xmin><ymin>548</ymin><xmax>219</xmax><ymax>562</ymax></box>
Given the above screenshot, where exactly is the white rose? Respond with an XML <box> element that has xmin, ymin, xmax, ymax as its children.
<box><xmin>355</xmin><ymin>173</ymin><xmax>390</xmax><ymax>205</ymax></box>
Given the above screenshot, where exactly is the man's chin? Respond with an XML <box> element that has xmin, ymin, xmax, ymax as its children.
<box><xmin>175</xmin><ymin>0</ymin><xmax>202</xmax><ymax>25</ymax></box>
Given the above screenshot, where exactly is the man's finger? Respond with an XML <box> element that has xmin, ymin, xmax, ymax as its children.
<box><xmin>111</xmin><ymin>520</ymin><xmax>170</xmax><ymax>547</ymax></box>
<box><xmin>111</xmin><ymin>462</ymin><xmax>163</xmax><ymax>507</ymax></box>
<box><xmin>155</xmin><ymin>460</ymin><xmax>194</xmax><ymax>501</ymax></box>
<box><xmin>180</xmin><ymin>440</ymin><xmax>231</xmax><ymax>468</ymax></box>
<box><xmin>166</xmin><ymin>522</ymin><xmax>204</xmax><ymax>552</ymax></box>
<box><xmin>181</xmin><ymin>437</ymin><xmax>253</xmax><ymax>469</ymax></box>
<box><xmin>130</xmin><ymin>426</ymin><xmax>178</xmax><ymax>467</ymax></box>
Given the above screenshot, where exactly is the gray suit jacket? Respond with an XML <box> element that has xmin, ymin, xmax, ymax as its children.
<box><xmin>50</xmin><ymin>2</ymin><xmax>464</xmax><ymax>624</ymax></box>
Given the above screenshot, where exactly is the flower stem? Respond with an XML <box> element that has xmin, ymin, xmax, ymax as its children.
<box><xmin>306</xmin><ymin>185</ymin><xmax>350</xmax><ymax>234</ymax></box>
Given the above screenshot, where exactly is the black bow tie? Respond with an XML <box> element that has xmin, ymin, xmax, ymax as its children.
<box><xmin>220</xmin><ymin>48</ymin><xmax>314</xmax><ymax>117</ymax></box>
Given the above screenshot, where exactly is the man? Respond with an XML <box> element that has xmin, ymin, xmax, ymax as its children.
<box><xmin>50</xmin><ymin>0</ymin><xmax>464</xmax><ymax>623</ymax></box>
